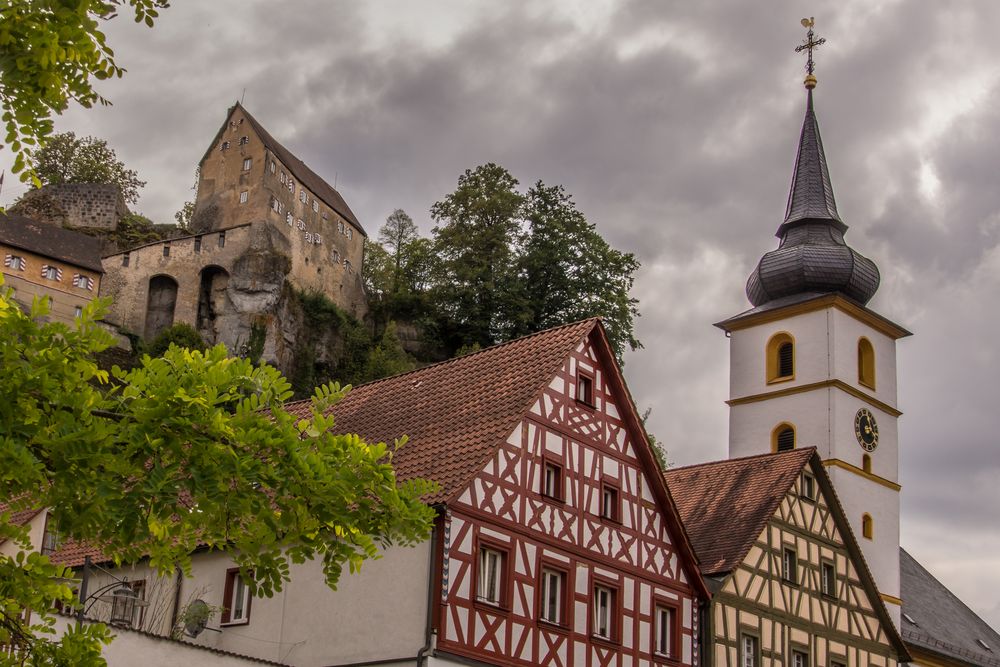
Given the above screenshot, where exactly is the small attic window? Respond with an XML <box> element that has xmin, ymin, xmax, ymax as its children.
<box><xmin>577</xmin><ymin>373</ymin><xmax>594</xmax><ymax>406</ymax></box>
<box><xmin>977</xmin><ymin>639</ymin><xmax>992</xmax><ymax>652</ymax></box>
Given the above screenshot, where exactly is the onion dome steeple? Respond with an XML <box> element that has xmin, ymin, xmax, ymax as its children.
<box><xmin>746</xmin><ymin>19</ymin><xmax>880</xmax><ymax>308</ymax></box>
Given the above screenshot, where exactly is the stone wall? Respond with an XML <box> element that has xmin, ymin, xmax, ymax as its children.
<box><xmin>15</xmin><ymin>183</ymin><xmax>129</xmax><ymax>230</ymax></box>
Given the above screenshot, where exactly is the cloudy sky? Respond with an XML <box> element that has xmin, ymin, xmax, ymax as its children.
<box><xmin>4</xmin><ymin>0</ymin><xmax>999</xmax><ymax>630</ymax></box>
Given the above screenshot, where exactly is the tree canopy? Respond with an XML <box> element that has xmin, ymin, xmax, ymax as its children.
<box><xmin>0</xmin><ymin>1</ymin><xmax>168</xmax><ymax>185</ymax></box>
<box><xmin>0</xmin><ymin>286</ymin><xmax>436</xmax><ymax>664</ymax></box>
<box><xmin>33</xmin><ymin>131</ymin><xmax>146</xmax><ymax>204</ymax></box>
<box><xmin>367</xmin><ymin>164</ymin><xmax>641</xmax><ymax>361</ymax></box>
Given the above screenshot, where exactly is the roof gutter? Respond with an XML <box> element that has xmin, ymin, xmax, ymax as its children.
<box><xmin>416</xmin><ymin>521</ymin><xmax>438</xmax><ymax>667</ymax></box>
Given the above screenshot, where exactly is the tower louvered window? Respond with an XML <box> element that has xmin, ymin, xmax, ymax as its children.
<box><xmin>778</xmin><ymin>342</ymin><xmax>793</xmax><ymax>377</ymax></box>
<box><xmin>776</xmin><ymin>427</ymin><xmax>795</xmax><ymax>451</ymax></box>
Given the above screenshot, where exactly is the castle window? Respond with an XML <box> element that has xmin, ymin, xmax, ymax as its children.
<box><xmin>269</xmin><ymin>161</ymin><xmax>275</xmax><ymax>174</ymax></box>
<box><xmin>766</xmin><ymin>332</ymin><xmax>795</xmax><ymax>383</ymax></box>
<box><xmin>539</xmin><ymin>568</ymin><xmax>566</xmax><ymax>625</ymax></box>
<box><xmin>122</xmin><ymin>253</ymin><xmax>130</xmax><ymax>267</ymax></box>
<box><xmin>347</xmin><ymin>228</ymin><xmax>353</xmax><ymax>240</ymax></box>
<box><xmin>782</xmin><ymin>547</ymin><xmax>798</xmax><ymax>584</ymax></box>
<box><xmin>72</xmin><ymin>274</ymin><xmax>94</xmax><ymax>291</ymax></box>
<box><xmin>862</xmin><ymin>513</ymin><xmax>873</xmax><ymax>539</ymax></box>
<box><xmin>821</xmin><ymin>561</ymin><xmax>836</xmax><ymax>597</ymax></box>
<box><xmin>287</xmin><ymin>179</ymin><xmax>294</xmax><ymax>192</ymax></box>
<box><xmin>74</xmin><ymin>305</ymin><xmax>83</xmax><ymax>318</ymax></box>
<box><xmin>239</xmin><ymin>190</ymin><xmax>249</xmax><ymax>204</ymax></box>
<box><xmin>322</xmin><ymin>212</ymin><xmax>329</xmax><ymax>220</ymax></box>
<box><xmin>296</xmin><ymin>219</ymin><xmax>305</xmax><ymax>231</ymax></box>
<box><xmin>858</xmin><ymin>337</ymin><xmax>876</xmax><ymax>389</ymax></box>
<box><xmin>477</xmin><ymin>545</ymin><xmax>506</xmax><ymax>606</ymax></box>
<box><xmin>338</xmin><ymin>221</ymin><xmax>345</xmax><ymax>234</ymax></box>
<box><xmin>4</xmin><ymin>254</ymin><xmax>26</xmax><ymax>271</ymax></box>
<box><xmin>218</xmin><ymin>232</ymin><xmax>226</xmax><ymax>248</ymax></box>
<box><xmin>242</xmin><ymin>157</ymin><xmax>252</xmax><ymax>171</ymax></box>
<box><xmin>220</xmin><ymin>141</ymin><xmax>230</xmax><ymax>150</ymax></box>
<box><xmin>771</xmin><ymin>423</ymin><xmax>796</xmax><ymax>452</ymax></box>
<box><xmin>270</xmin><ymin>197</ymin><xmax>281</xmax><ymax>213</ymax></box>
<box><xmin>331</xmin><ymin>249</ymin><xmax>340</xmax><ymax>263</ymax></box>
<box><xmin>299</xmin><ymin>190</ymin><xmax>307</xmax><ymax>203</ymax></box>
<box><xmin>312</xmin><ymin>200</ymin><xmax>319</xmax><ymax>213</ymax></box>
<box><xmin>791</xmin><ymin>649</ymin><xmax>809</xmax><ymax>667</ymax></box>
<box><xmin>41</xmin><ymin>265</ymin><xmax>61</xmax><ymax>281</ymax></box>
<box><xmin>162</xmin><ymin>244</ymin><xmax>170</xmax><ymax>257</ymax></box>
<box><xmin>194</xmin><ymin>237</ymin><xmax>202</xmax><ymax>253</ymax></box>
<box><xmin>344</xmin><ymin>259</ymin><xmax>352</xmax><ymax>272</ymax></box>
<box><xmin>239</xmin><ymin>136</ymin><xmax>249</xmax><ymax>145</ymax></box>
<box><xmin>862</xmin><ymin>454</ymin><xmax>872</xmax><ymax>474</ymax></box>
<box><xmin>313</xmin><ymin>234</ymin><xmax>322</xmax><ymax>245</ymax></box>
<box><xmin>279</xmin><ymin>171</ymin><xmax>286</xmax><ymax>184</ymax></box>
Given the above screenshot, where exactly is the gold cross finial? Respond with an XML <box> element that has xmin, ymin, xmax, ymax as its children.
<box><xmin>795</xmin><ymin>17</ymin><xmax>826</xmax><ymax>89</ymax></box>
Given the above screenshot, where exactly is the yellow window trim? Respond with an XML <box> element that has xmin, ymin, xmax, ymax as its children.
<box><xmin>727</xmin><ymin>379</ymin><xmax>903</xmax><ymax>418</ymax></box>
<box><xmin>765</xmin><ymin>331</ymin><xmax>796</xmax><ymax>384</ymax></box>
<box><xmin>822</xmin><ymin>459</ymin><xmax>901</xmax><ymax>491</ymax></box>
<box><xmin>770</xmin><ymin>422</ymin><xmax>796</xmax><ymax>453</ymax></box>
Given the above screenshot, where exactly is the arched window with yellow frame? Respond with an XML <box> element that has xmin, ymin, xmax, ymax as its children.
<box><xmin>858</xmin><ymin>337</ymin><xmax>876</xmax><ymax>389</ymax></box>
<box><xmin>766</xmin><ymin>332</ymin><xmax>795</xmax><ymax>383</ymax></box>
<box><xmin>771</xmin><ymin>422</ymin><xmax>796</xmax><ymax>452</ymax></box>
<box><xmin>862</xmin><ymin>513</ymin><xmax>874</xmax><ymax>540</ymax></box>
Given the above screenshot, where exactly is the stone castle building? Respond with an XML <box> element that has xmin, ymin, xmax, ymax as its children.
<box><xmin>98</xmin><ymin>103</ymin><xmax>368</xmax><ymax>368</ymax></box>
<box><xmin>13</xmin><ymin>182</ymin><xmax>129</xmax><ymax>231</ymax></box>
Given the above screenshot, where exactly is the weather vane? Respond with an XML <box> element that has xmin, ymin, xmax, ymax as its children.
<box><xmin>795</xmin><ymin>17</ymin><xmax>825</xmax><ymax>90</ymax></box>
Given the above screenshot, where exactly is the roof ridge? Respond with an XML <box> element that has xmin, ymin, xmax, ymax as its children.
<box><xmin>284</xmin><ymin>318</ymin><xmax>601</xmax><ymax>408</ymax></box>
<box><xmin>665</xmin><ymin>446</ymin><xmax>815</xmax><ymax>474</ymax></box>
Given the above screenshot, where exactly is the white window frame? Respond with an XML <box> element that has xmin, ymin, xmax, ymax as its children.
<box><xmin>242</xmin><ymin>157</ymin><xmax>252</xmax><ymax>171</ymax></box>
<box><xmin>477</xmin><ymin>546</ymin><xmax>503</xmax><ymax>605</ymax></box>
<box><xmin>742</xmin><ymin>634</ymin><xmax>758</xmax><ymax>667</ymax></box>
<box><xmin>312</xmin><ymin>200</ymin><xmax>319</xmax><ymax>213</ymax></box>
<box><xmin>299</xmin><ymin>190</ymin><xmax>307</xmax><ymax>203</ymax></box>
<box><xmin>225</xmin><ymin>571</ymin><xmax>252</xmax><ymax>625</ymax></box>
<box><xmin>792</xmin><ymin>650</ymin><xmax>808</xmax><ymax>667</ymax></box>
<box><xmin>239</xmin><ymin>190</ymin><xmax>248</xmax><ymax>204</ymax></box>
<box><xmin>539</xmin><ymin>568</ymin><xmax>563</xmax><ymax>624</ymax></box>
<box><xmin>654</xmin><ymin>605</ymin><xmax>676</xmax><ymax>657</ymax></box>
<box><xmin>593</xmin><ymin>585</ymin><xmax>614</xmax><ymax>639</ymax></box>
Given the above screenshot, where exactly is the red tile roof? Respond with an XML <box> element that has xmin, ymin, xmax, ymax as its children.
<box><xmin>664</xmin><ymin>449</ymin><xmax>814</xmax><ymax>576</ymax></box>
<box><xmin>0</xmin><ymin>500</ymin><xmax>41</xmax><ymax>532</ymax></box>
<box><xmin>285</xmin><ymin>319</ymin><xmax>599</xmax><ymax>504</ymax></box>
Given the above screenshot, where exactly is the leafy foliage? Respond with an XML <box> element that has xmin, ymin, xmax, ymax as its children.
<box><xmin>143</xmin><ymin>322</ymin><xmax>206</xmax><ymax>358</ymax></box>
<box><xmin>0</xmin><ymin>284</ymin><xmax>436</xmax><ymax>664</ymax></box>
<box><xmin>367</xmin><ymin>164</ymin><xmax>641</xmax><ymax>362</ymax></box>
<box><xmin>0</xmin><ymin>1</ymin><xmax>167</xmax><ymax>185</ymax></box>
<box><xmin>33</xmin><ymin>132</ymin><xmax>146</xmax><ymax>204</ymax></box>
<box><xmin>364</xmin><ymin>322</ymin><xmax>416</xmax><ymax>380</ymax></box>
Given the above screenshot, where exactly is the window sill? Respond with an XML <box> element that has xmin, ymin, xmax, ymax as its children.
<box><xmin>781</xmin><ymin>578</ymin><xmax>799</xmax><ymax>588</ymax></box>
<box><xmin>540</xmin><ymin>492</ymin><xmax>566</xmax><ymax>505</ymax></box>
<box><xmin>652</xmin><ymin>653</ymin><xmax>682</xmax><ymax>666</ymax></box>
<box><xmin>575</xmin><ymin>399</ymin><xmax>596</xmax><ymax>411</ymax></box>
<box><xmin>590</xmin><ymin>634</ymin><xmax>620</xmax><ymax>648</ymax></box>
<box><xmin>538</xmin><ymin>618</ymin><xmax>570</xmax><ymax>634</ymax></box>
<box><xmin>473</xmin><ymin>599</ymin><xmax>510</xmax><ymax>615</ymax></box>
<box><xmin>220</xmin><ymin>619</ymin><xmax>250</xmax><ymax>627</ymax></box>
<box><xmin>766</xmin><ymin>375</ymin><xmax>795</xmax><ymax>386</ymax></box>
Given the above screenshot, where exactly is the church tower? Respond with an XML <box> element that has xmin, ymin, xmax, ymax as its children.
<box><xmin>715</xmin><ymin>20</ymin><xmax>910</xmax><ymax>625</ymax></box>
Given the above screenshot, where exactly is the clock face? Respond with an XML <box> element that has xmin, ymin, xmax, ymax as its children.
<box><xmin>854</xmin><ymin>408</ymin><xmax>879</xmax><ymax>452</ymax></box>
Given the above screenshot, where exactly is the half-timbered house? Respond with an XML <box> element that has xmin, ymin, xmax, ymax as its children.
<box><xmin>32</xmin><ymin>318</ymin><xmax>708</xmax><ymax>667</ymax></box>
<box><xmin>664</xmin><ymin>448</ymin><xmax>909</xmax><ymax>667</ymax></box>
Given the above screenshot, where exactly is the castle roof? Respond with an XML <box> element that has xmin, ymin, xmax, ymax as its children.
<box><xmin>745</xmin><ymin>90</ymin><xmax>880</xmax><ymax>308</ymax></box>
<box><xmin>0</xmin><ymin>213</ymin><xmax>104</xmax><ymax>273</ymax></box>
<box><xmin>203</xmin><ymin>103</ymin><xmax>365</xmax><ymax>236</ymax></box>
<box><xmin>901</xmin><ymin>548</ymin><xmax>1000</xmax><ymax>666</ymax></box>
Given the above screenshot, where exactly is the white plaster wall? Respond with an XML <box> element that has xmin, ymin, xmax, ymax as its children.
<box><xmin>51</xmin><ymin>616</ymin><xmax>267</xmax><ymax>666</ymax></box>
<box><xmin>729</xmin><ymin>389</ymin><xmax>833</xmax><ymax>459</ymax></box>
<box><xmin>0</xmin><ymin>509</ymin><xmax>46</xmax><ymax>558</ymax></box>
<box><xmin>827</xmin><ymin>466</ymin><xmax>900</xmax><ymax>603</ymax></box>
<box><xmin>729</xmin><ymin>309</ymin><xmax>832</xmax><ymax>399</ymax></box>
<box><xmin>829</xmin><ymin>309</ymin><xmax>898</xmax><ymax>406</ymax></box>
<box><xmin>180</xmin><ymin>543</ymin><xmax>431</xmax><ymax>666</ymax></box>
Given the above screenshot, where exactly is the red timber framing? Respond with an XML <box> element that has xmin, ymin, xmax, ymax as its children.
<box><xmin>435</xmin><ymin>324</ymin><xmax>708</xmax><ymax>667</ymax></box>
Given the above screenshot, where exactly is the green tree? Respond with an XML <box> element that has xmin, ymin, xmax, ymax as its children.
<box><xmin>516</xmin><ymin>182</ymin><xmax>641</xmax><ymax>359</ymax></box>
<box><xmin>33</xmin><ymin>132</ymin><xmax>146</xmax><ymax>204</ymax></box>
<box><xmin>379</xmin><ymin>209</ymin><xmax>419</xmax><ymax>294</ymax></box>
<box><xmin>144</xmin><ymin>322</ymin><xmax>206</xmax><ymax>357</ymax></box>
<box><xmin>363</xmin><ymin>321</ymin><xmax>416</xmax><ymax>381</ymax></box>
<box><xmin>174</xmin><ymin>200</ymin><xmax>194</xmax><ymax>229</ymax></box>
<box><xmin>430</xmin><ymin>163</ymin><xmax>525</xmax><ymax>348</ymax></box>
<box><xmin>0</xmin><ymin>1</ymin><xmax>167</xmax><ymax>184</ymax></box>
<box><xmin>0</xmin><ymin>287</ymin><xmax>436</xmax><ymax>664</ymax></box>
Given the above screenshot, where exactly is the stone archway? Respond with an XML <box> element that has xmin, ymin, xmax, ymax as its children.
<box><xmin>196</xmin><ymin>265</ymin><xmax>230</xmax><ymax>345</ymax></box>
<box><xmin>144</xmin><ymin>274</ymin><xmax>179</xmax><ymax>340</ymax></box>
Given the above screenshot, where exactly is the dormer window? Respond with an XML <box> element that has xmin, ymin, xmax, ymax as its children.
<box><xmin>766</xmin><ymin>332</ymin><xmax>795</xmax><ymax>383</ymax></box>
